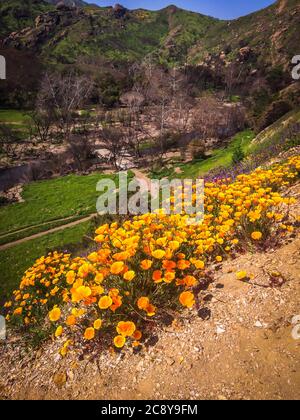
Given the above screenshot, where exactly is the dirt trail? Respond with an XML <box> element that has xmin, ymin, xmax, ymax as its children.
<box><xmin>0</xmin><ymin>213</ymin><xmax>97</xmax><ymax>251</ymax></box>
<box><xmin>131</xmin><ymin>168</ymin><xmax>152</xmax><ymax>189</ymax></box>
<box><xmin>0</xmin><ymin>215</ymin><xmax>80</xmax><ymax>240</ymax></box>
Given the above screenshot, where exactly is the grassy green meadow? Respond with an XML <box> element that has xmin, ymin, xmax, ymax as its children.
<box><xmin>152</xmin><ymin>130</ymin><xmax>255</xmax><ymax>179</ymax></box>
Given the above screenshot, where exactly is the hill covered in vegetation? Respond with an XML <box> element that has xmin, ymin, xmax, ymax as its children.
<box><xmin>0</xmin><ymin>0</ymin><xmax>299</xmax><ymax>121</ymax></box>
<box><xmin>0</xmin><ymin>0</ymin><xmax>54</xmax><ymax>38</ymax></box>
<box><xmin>1</xmin><ymin>2</ymin><xmax>218</xmax><ymax>65</ymax></box>
<box><xmin>1</xmin><ymin>1</ymin><xmax>299</xmax><ymax>68</ymax></box>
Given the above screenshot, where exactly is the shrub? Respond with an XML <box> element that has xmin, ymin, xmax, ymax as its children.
<box><xmin>0</xmin><ymin>196</ymin><xmax>10</xmax><ymax>207</ymax></box>
<box><xmin>266</xmin><ymin>66</ymin><xmax>287</xmax><ymax>92</ymax></box>
<box><xmin>190</xmin><ymin>139</ymin><xmax>206</xmax><ymax>161</ymax></box>
<box><xmin>232</xmin><ymin>143</ymin><xmax>245</xmax><ymax>165</ymax></box>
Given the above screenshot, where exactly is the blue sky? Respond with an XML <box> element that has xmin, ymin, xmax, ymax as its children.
<box><xmin>89</xmin><ymin>1</ymin><xmax>276</xmax><ymax>19</ymax></box>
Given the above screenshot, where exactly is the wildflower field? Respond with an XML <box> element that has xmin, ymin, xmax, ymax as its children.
<box><xmin>4</xmin><ymin>156</ymin><xmax>300</xmax><ymax>356</ymax></box>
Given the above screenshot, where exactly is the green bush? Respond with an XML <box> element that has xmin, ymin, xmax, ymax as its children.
<box><xmin>232</xmin><ymin>143</ymin><xmax>245</xmax><ymax>165</ymax></box>
<box><xmin>285</xmin><ymin>135</ymin><xmax>300</xmax><ymax>151</ymax></box>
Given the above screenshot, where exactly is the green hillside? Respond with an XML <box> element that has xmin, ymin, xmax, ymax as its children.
<box><xmin>0</xmin><ymin>0</ymin><xmax>53</xmax><ymax>38</ymax></box>
<box><xmin>2</xmin><ymin>1</ymin><xmax>299</xmax><ymax>69</ymax></box>
<box><xmin>188</xmin><ymin>0</ymin><xmax>300</xmax><ymax>68</ymax></box>
<box><xmin>2</xmin><ymin>3</ymin><xmax>219</xmax><ymax>66</ymax></box>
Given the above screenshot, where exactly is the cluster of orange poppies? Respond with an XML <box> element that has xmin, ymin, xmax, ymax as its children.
<box><xmin>5</xmin><ymin>156</ymin><xmax>299</xmax><ymax>356</ymax></box>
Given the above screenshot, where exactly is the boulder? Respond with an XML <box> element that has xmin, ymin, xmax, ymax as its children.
<box><xmin>238</xmin><ymin>46</ymin><xmax>254</xmax><ymax>62</ymax></box>
<box><xmin>113</xmin><ymin>4</ymin><xmax>127</xmax><ymax>19</ymax></box>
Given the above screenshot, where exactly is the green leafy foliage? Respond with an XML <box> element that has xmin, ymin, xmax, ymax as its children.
<box><xmin>0</xmin><ymin>0</ymin><xmax>53</xmax><ymax>38</ymax></box>
<box><xmin>232</xmin><ymin>143</ymin><xmax>245</xmax><ymax>165</ymax></box>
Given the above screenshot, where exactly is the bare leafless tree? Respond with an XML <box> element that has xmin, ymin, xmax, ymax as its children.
<box><xmin>130</xmin><ymin>62</ymin><xmax>194</xmax><ymax>163</ymax></box>
<box><xmin>224</xmin><ymin>62</ymin><xmax>245</xmax><ymax>98</ymax></box>
<box><xmin>0</xmin><ymin>124</ymin><xmax>21</xmax><ymax>158</ymax></box>
<box><xmin>99</xmin><ymin>125</ymin><xmax>126</xmax><ymax>170</ymax></box>
<box><xmin>119</xmin><ymin>91</ymin><xmax>146</xmax><ymax>157</ymax></box>
<box><xmin>38</xmin><ymin>72</ymin><xmax>93</xmax><ymax>141</ymax></box>
<box><xmin>67</xmin><ymin>135</ymin><xmax>94</xmax><ymax>172</ymax></box>
<box><xmin>28</xmin><ymin>110</ymin><xmax>53</xmax><ymax>144</ymax></box>
<box><xmin>192</xmin><ymin>97</ymin><xmax>245</xmax><ymax>142</ymax></box>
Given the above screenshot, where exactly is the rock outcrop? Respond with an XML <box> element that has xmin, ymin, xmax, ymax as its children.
<box><xmin>112</xmin><ymin>4</ymin><xmax>128</xmax><ymax>19</ymax></box>
<box><xmin>2</xmin><ymin>7</ymin><xmax>85</xmax><ymax>51</ymax></box>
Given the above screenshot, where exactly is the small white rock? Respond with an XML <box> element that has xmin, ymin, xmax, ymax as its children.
<box><xmin>216</xmin><ymin>326</ymin><xmax>226</xmax><ymax>334</ymax></box>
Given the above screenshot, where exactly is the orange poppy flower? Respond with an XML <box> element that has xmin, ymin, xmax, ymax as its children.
<box><xmin>251</xmin><ymin>231</ymin><xmax>263</xmax><ymax>240</ymax></box>
<box><xmin>110</xmin><ymin>262</ymin><xmax>125</xmax><ymax>275</ymax></box>
<box><xmin>114</xmin><ymin>335</ymin><xmax>126</xmax><ymax>348</ymax></box>
<box><xmin>236</xmin><ymin>271</ymin><xmax>247</xmax><ymax>280</ymax></box>
<box><xmin>184</xmin><ymin>275</ymin><xmax>197</xmax><ymax>287</ymax></box>
<box><xmin>71</xmin><ymin>285</ymin><xmax>92</xmax><ymax>303</ymax></box>
<box><xmin>152</xmin><ymin>250</ymin><xmax>166</xmax><ymax>259</ymax></box>
<box><xmin>123</xmin><ymin>271</ymin><xmax>136</xmax><ymax>281</ymax></box>
<box><xmin>177</xmin><ymin>253</ymin><xmax>186</xmax><ymax>260</ymax></box>
<box><xmin>94</xmin><ymin>273</ymin><xmax>104</xmax><ymax>284</ymax></box>
<box><xmin>177</xmin><ymin>260</ymin><xmax>191</xmax><ymax>270</ymax></box>
<box><xmin>95</xmin><ymin>224</ymin><xmax>109</xmax><ymax>235</ymax></box>
<box><xmin>84</xmin><ymin>327</ymin><xmax>95</xmax><ymax>340</ymax></box>
<box><xmin>116</xmin><ymin>321</ymin><xmax>136</xmax><ymax>337</ymax></box>
<box><xmin>137</xmin><ymin>297</ymin><xmax>150</xmax><ymax>310</ymax></box>
<box><xmin>110</xmin><ymin>295</ymin><xmax>123</xmax><ymax>312</ymax></box>
<box><xmin>113</xmin><ymin>251</ymin><xmax>130</xmax><ymax>262</ymax></box>
<box><xmin>146</xmin><ymin>304</ymin><xmax>156</xmax><ymax>317</ymax></box>
<box><xmin>191</xmin><ymin>259</ymin><xmax>205</xmax><ymax>270</ymax></box>
<box><xmin>66</xmin><ymin>315</ymin><xmax>77</xmax><ymax>326</ymax></box>
<box><xmin>133</xmin><ymin>330</ymin><xmax>142</xmax><ymax>340</ymax></box>
<box><xmin>162</xmin><ymin>260</ymin><xmax>176</xmax><ymax>270</ymax></box>
<box><xmin>93</xmin><ymin>319</ymin><xmax>102</xmax><ymax>330</ymax></box>
<box><xmin>66</xmin><ymin>270</ymin><xmax>76</xmax><ymax>285</ymax></box>
<box><xmin>88</xmin><ymin>252</ymin><xmax>99</xmax><ymax>263</ymax></box>
<box><xmin>49</xmin><ymin>307</ymin><xmax>61</xmax><ymax>322</ymax></box>
<box><xmin>152</xmin><ymin>270</ymin><xmax>163</xmax><ymax>283</ymax></box>
<box><xmin>55</xmin><ymin>326</ymin><xmax>63</xmax><ymax>338</ymax></box>
<box><xmin>91</xmin><ymin>285</ymin><xmax>104</xmax><ymax>296</ymax></box>
<box><xmin>176</xmin><ymin>278</ymin><xmax>186</xmax><ymax>286</ymax></box>
<box><xmin>179</xmin><ymin>291</ymin><xmax>195</xmax><ymax>308</ymax></box>
<box><xmin>140</xmin><ymin>260</ymin><xmax>153</xmax><ymax>270</ymax></box>
<box><xmin>164</xmin><ymin>271</ymin><xmax>176</xmax><ymax>283</ymax></box>
<box><xmin>109</xmin><ymin>288</ymin><xmax>120</xmax><ymax>297</ymax></box>
<box><xmin>98</xmin><ymin>295</ymin><xmax>113</xmax><ymax>309</ymax></box>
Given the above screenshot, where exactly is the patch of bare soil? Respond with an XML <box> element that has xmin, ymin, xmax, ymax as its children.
<box><xmin>0</xmin><ymin>187</ymin><xmax>299</xmax><ymax>401</ymax></box>
<box><xmin>0</xmin><ymin>185</ymin><xmax>24</xmax><ymax>204</ymax></box>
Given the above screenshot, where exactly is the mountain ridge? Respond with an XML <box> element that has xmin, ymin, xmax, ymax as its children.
<box><xmin>0</xmin><ymin>0</ymin><xmax>299</xmax><ymax>114</ymax></box>
<box><xmin>1</xmin><ymin>1</ymin><xmax>219</xmax><ymax>65</ymax></box>
<box><xmin>1</xmin><ymin>1</ymin><xmax>298</xmax><ymax>68</ymax></box>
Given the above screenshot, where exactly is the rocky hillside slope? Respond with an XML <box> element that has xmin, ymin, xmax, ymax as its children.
<box><xmin>0</xmin><ymin>0</ymin><xmax>53</xmax><ymax>38</ymax></box>
<box><xmin>188</xmin><ymin>0</ymin><xmax>300</xmax><ymax>69</ymax></box>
